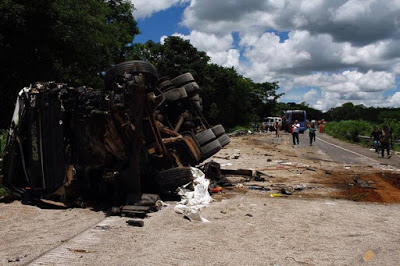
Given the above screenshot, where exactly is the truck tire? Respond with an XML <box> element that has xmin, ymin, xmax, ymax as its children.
<box><xmin>211</xmin><ymin>124</ymin><xmax>225</xmax><ymax>137</ymax></box>
<box><xmin>171</xmin><ymin>73</ymin><xmax>195</xmax><ymax>87</ymax></box>
<box><xmin>217</xmin><ymin>133</ymin><xmax>231</xmax><ymax>147</ymax></box>
<box><xmin>190</xmin><ymin>94</ymin><xmax>200</xmax><ymax>101</ymax></box>
<box><xmin>105</xmin><ymin>61</ymin><xmax>158</xmax><ymax>90</ymax></box>
<box><xmin>182</xmin><ymin>81</ymin><xmax>200</xmax><ymax>95</ymax></box>
<box><xmin>164</xmin><ymin>87</ymin><xmax>188</xmax><ymax>102</ymax></box>
<box><xmin>192</xmin><ymin>100</ymin><xmax>203</xmax><ymax>112</ymax></box>
<box><xmin>158</xmin><ymin>79</ymin><xmax>175</xmax><ymax>92</ymax></box>
<box><xmin>201</xmin><ymin>139</ymin><xmax>222</xmax><ymax>160</ymax></box>
<box><xmin>158</xmin><ymin>167</ymin><xmax>194</xmax><ymax>193</ymax></box>
<box><xmin>194</xmin><ymin>129</ymin><xmax>216</xmax><ymax>146</ymax></box>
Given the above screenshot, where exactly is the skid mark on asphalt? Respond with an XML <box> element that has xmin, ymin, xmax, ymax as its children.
<box><xmin>29</xmin><ymin>217</ymin><xmax>119</xmax><ymax>265</ymax></box>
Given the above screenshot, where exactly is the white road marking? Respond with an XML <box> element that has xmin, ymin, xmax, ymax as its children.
<box><xmin>316</xmin><ymin>136</ymin><xmax>399</xmax><ymax>170</ymax></box>
<box><xmin>316</xmin><ymin>137</ymin><xmax>373</xmax><ymax>160</ymax></box>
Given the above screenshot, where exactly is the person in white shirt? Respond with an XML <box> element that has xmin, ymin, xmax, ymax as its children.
<box><xmin>292</xmin><ymin>120</ymin><xmax>300</xmax><ymax>145</ymax></box>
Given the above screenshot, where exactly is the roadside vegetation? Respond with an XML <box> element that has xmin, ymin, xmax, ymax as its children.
<box><xmin>0</xmin><ymin>129</ymin><xmax>6</xmax><ymax>154</ymax></box>
<box><xmin>324</xmin><ymin>120</ymin><xmax>399</xmax><ymax>151</ymax></box>
<box><xmin>0</xmin><ymin>185</ymin><xmax>9</xmax><ymax>198</ymax></box>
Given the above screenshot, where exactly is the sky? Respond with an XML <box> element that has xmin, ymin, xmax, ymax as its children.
<box><xmin>130</xmin><ymin>0</ymin><xmax>400</xmax><ymax>111</ymax></box>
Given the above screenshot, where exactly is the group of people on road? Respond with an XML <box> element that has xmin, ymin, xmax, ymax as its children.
<box><xmin>265</xmin><ymin>120</ymin><xmax>393</xmax><ymax>159</ymax></box>
<box><xmin>370</xmin><ymin>126</ymin><xmax>392</xmax><ymax>159</ymax></box>
<box><xmin>290</xmin><ymin>120</ymin><xmax>317</xmax><ymax>146</ymax></box>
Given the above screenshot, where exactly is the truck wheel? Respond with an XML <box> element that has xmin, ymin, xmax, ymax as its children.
<box><xmin>201</xmin><ymin>139</ymin><xmax>222</xmax><ymax>160</ymax></box>
<box><xmin>158</xmin><ymin>79</ymin><xmax>175</xmax><ymax>92</ymax></box>
<box><xmin>192</xmin><ymin>100</ymin><xmax>203</xmax><ymax>112</ymax></box>
<box><xmin>211</xmin><ymin>124</ymin><xmax>225</xmax><ymax>137</ymax></box>
<box><xmin>194</xmin><ymin>129</ymin><xmax>216</xmax><ymax>146</ymax></box>
<box><xmin>182</xmin><ymin>81</ymin><xmax>200</xmax><ymax>95</ymax></box>
<box><xmin>217</xmin><ymin>133</ymin><xmax>231</xmax><ymax>147</ymax></box>
<box><xmin>158</xmin><ymin>167</ymin><xmax>194</xmax><ymax>193</ymax></box>
<box><xmin>164</xmin><ymin>87</ymin><xmax>188</xmax><ymax>102</ymax></box>
<box><xmin>190</xmin><ymin>94</ymin><xmax>200</xmax><ymax>101</ymax></box>
<box><xmin>105</xmin><ymin>60</ymin><xmax>158</xmax><ymax>90</ymax></box>
<box><xmin>183</xmin><ymin>135</ymin><xmax>202</xmax><ymax>162</ymax></box>
<box><xmin>171</xmin><ymin>73</ymin><xmax>195</xmax><ymax>87</ymax></box>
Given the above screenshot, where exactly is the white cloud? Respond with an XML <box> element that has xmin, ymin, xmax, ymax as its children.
<box><xmin>169</xmin><ymin>31</ymin><xmax>233</xmax><ymax>52</ymax></box>
<box><xmin>131</xmin><ymin>0</ymin><xmax>189</xmax><ymax>19</ymax></box>
<box><xmin>285</xmin><ymin>70</ymin><xmax>397</xmax><ymax>111</ymax></box>
<box><xmin>153</xmin><ymin>0</ymin><xmax>400</xmax><ymax>109</ymax></box>
<box><xmin>182</xmin><ymin>0</ymin><xmax>400</xmax><ymax>45</ymax></box>
<box><xmin>388</xmin><ymin>92</ymin><xmax>400</xmax><ymax>107</ymax></box>
<box><xmin>162</xmin><ymin>31</ymin><xmax>239</xmax><ymax>68</ymax></box>
<box><xmin>303</xmin><ymin>89</ymin><xmax>319</xmax><ymax>103</ymax></box>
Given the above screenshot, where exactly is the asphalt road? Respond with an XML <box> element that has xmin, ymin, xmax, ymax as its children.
<box><xmin>294</xmin><ymin>130</ymin><xmax>400</xmax><ymax>169</ymax></box>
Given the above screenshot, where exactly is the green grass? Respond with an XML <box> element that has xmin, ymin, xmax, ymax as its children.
<box><xmin>0</xmin><ymin>185</ymin><xmax>10</xmax><ymax>197</ymax></box>
<box><xmin>0</xmin><ymin>129</ymin><xmax>7</xmax><ymax>154</ymax></box>
<box><xmin>324</xmin><ymin>120</ymin><xmax>399</xmax><ymax>152</ymax></box>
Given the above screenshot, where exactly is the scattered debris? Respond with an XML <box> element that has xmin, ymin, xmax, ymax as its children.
<box><xmin>212</xmin><ymin>187</ymin><xmax>223</xmax><ymax>193</ymax></box>
<box><xmin>94</xmin><ymin>225</ymin><xmax>110</xmax><ymax>230</ymax></box>
<box><xmin>354</xmin><ymin>178</ymin><xmax>375</xmax><ymax>189</ymax></box>
<box><xmin>281</xmin><ymin>186</ymin><xmax>295</xmax><ymax>195</ymax></box>
<box><xmin>233</xmin><ymin>149</ymin><xmax>241</xmax><ymax>159</ymax></box>
<box><xmin>362</xmin><ymin>250</ymin><xmax>375</xmax><ymax>262</ymax></box>
<box><xmin>220</xmin><ymin>168</ymin><xmax>266</xmax><ymax>181</ymax></box>
<box><xmin>68</xmin><ymin>248</ymin><xmax>95</xmax><ymax>253</ymax></box>
<box><xmin>126</xmin><ymin>220</ymin><xmax>144</xmax><ymax>227</ymax></box>
<box><xmin>270</xmin><ymin>193</ymin><xmax>281</xmax><ymax>197</ymax></box>
<box><xmin>214</xmin><ymin>155</ymin><xmax>230</xmax><ymax>160</ymax></box>
<box><xmin>7</xmin><ymin>255</ymin><xmax>27</xmax><ymax>263</ymax></box>
<box><xmin>248</xmin><ymin>186</ymin><xmax>270</xmax><ymax>191</ymax></box>
<box><xmin>174</xmin><ymin>168</ymin><xmax>213</xmax><ymax>222</ymax></box>
<box><xmin>294</xmin><ymin>184</ymin><xmax>307</xmax><ymax>191</ymax></box>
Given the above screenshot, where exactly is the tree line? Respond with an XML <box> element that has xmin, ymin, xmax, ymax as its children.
<box><xmin>0</xmin><ymin>0</ymin><xmax>281</xmax><ymax>129</ymax></box>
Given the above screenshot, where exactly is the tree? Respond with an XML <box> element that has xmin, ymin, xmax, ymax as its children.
<box><xmin>127</xmin><ymin>36</ymin><xmax>210</xmax><ymax>80</ymax></box>
<box><xmin>0</xmin><ymin>0</ymin><xmax>138</xmax><ymax>128</ymax></box>
<box><xmin>128</xmin><ymin>36</ymin><xmax>282</xmax><ymax>128</ymax></box>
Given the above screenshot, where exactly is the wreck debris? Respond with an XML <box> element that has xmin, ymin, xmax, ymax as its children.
<box><xmin>126</xmin><ymin>220</ymin><xmax>144</xmax><ymax>227</ymax></box>
<box><xmin>281</xmin><ymin>186</ymin><xmax>295</xmax><ymax>195</ymax></box>
<box><xmin>1</xmin><ymin>60</ymin><xmax>231</xmax><ymax>210</ymax></box>
<box><xmin>174</xmin><ymin>167</ymin><xmax>213</xmax><ymax>222</ymax></box>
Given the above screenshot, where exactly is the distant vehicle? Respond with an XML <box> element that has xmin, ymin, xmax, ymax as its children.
<box><xmin>263</xmin><ymin>117</ymin><xmax>282</xmax><ymax>131</ymax></box>
<box><xmin>283</xmin><ymin>110</ymin><xmax>307</xmax><ymax>133</ymax></box>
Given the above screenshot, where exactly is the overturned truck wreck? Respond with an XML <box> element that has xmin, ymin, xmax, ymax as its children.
<box><xmin>2</xmin><ymin>60</ymin><xmax>230</xmax><ymax>207</ymax></box>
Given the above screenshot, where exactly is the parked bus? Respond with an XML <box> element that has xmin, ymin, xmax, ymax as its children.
<box><xmin>283</xmin><ymin>110</ymin><xmax>307</xmax><ymax>133</ymax></box>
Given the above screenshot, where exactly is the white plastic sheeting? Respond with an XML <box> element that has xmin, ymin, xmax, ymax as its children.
<box><xmin>174</xmin><ymin>167</ymin><xmax>213</xmax><ymax>222</ymax></box>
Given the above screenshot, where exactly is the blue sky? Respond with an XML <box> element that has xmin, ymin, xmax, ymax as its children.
<box><xmin>134</xmin><ymin>6</ymin><xmax>189</xmax><ymax>44</ymax></box>
<box><xmin>130</xmin><ymin>0</ymin><xmax>400</xmax><ymax>111</ymax></box>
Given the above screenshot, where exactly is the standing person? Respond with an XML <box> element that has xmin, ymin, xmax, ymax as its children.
<box><xmin>309</xmin><ymin>123</ymin><xmax>316</xmax><ymax>146</ymax></box>
<box><xmin>380</xmin><ymin>125</ymin><xmax>391</xmax><ymax>159</ymax></box>
<box><xmin>274</xmin><ymin>121</ymin><xmax>280</xmax><ymax>137</ymax></box>
<box><xmin>292</xmin><ymin>120</ymin><xmax>300</xmax><ymax>145</ymax></box>
<box><xmin>319</xmin><ymin>123</ymin><xmax>324</xmax><ymax>133</ymax></box>
<box><xmin>370</xmin><ymin>126</ymin><xmax>381</xmax><ymax>153</ymax></box>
